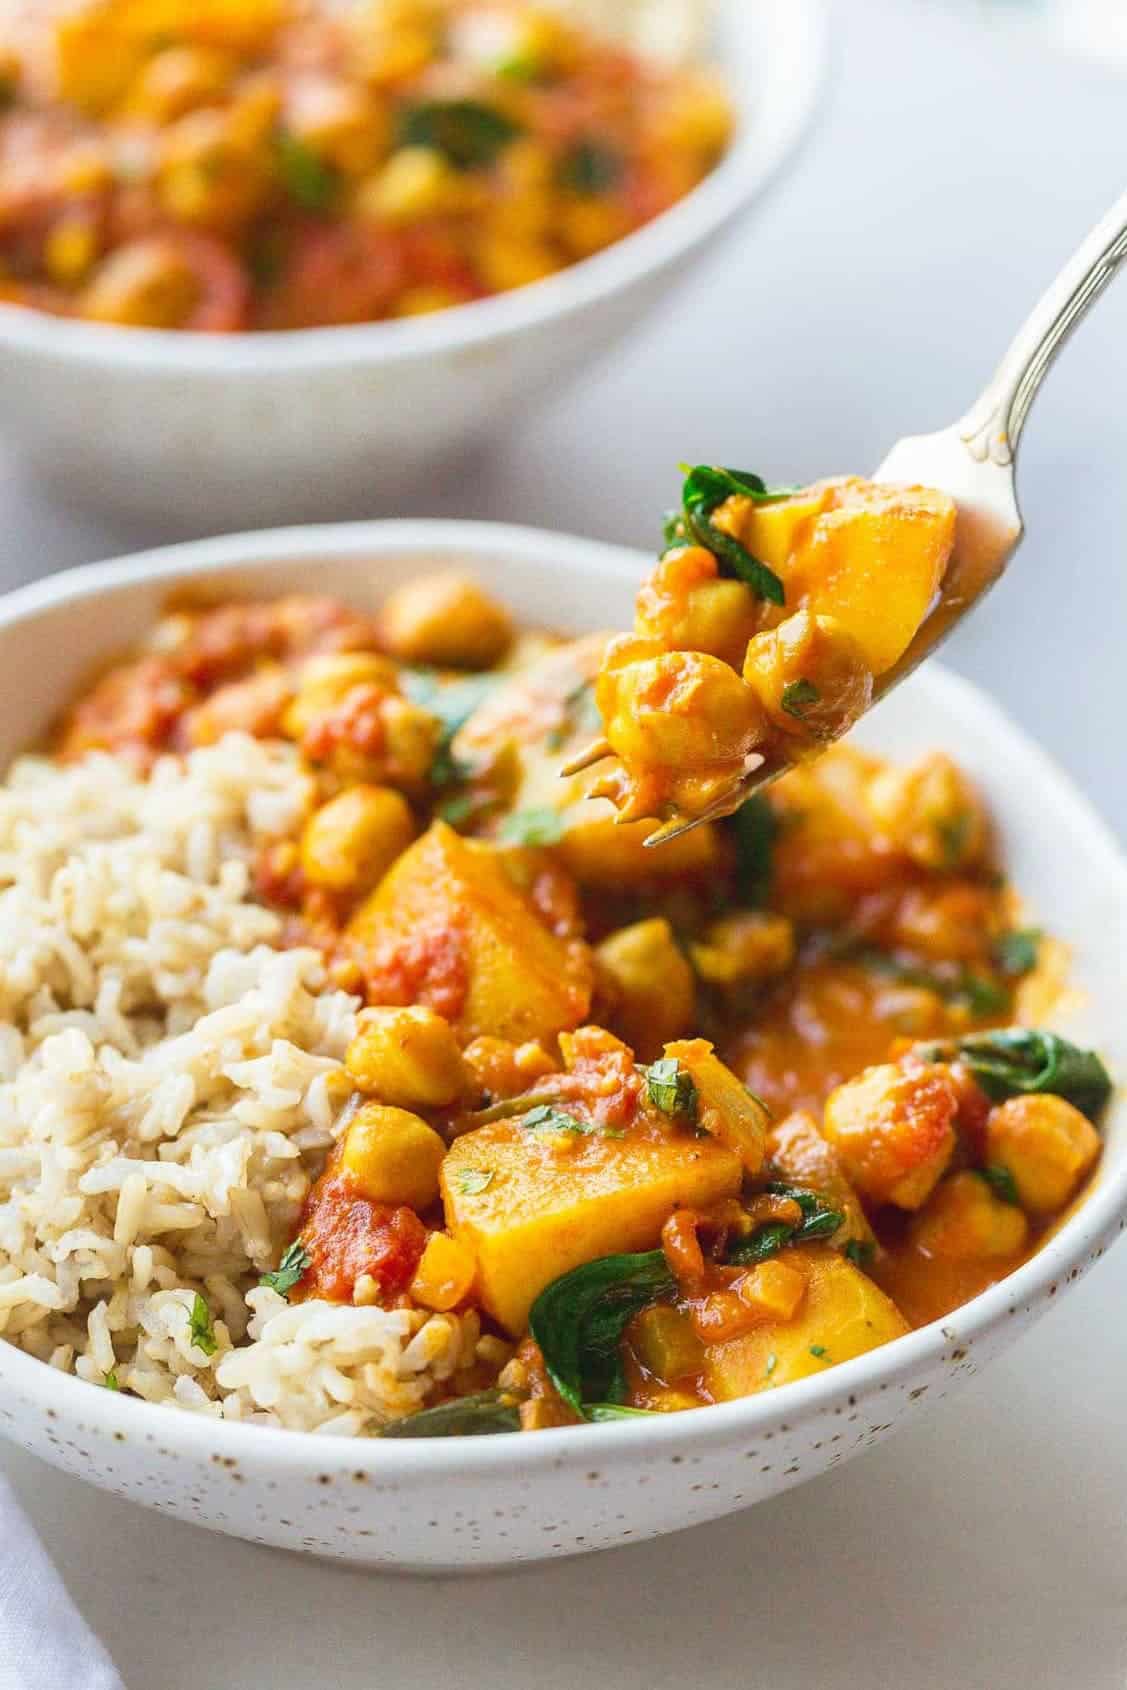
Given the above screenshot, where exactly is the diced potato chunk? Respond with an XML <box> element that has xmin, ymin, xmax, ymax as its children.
<box><xmin>348</xmin><ymin>821</ymin><xmax>593</xmax><ymax>1044</ymax></box>
<box><xmin>985</xmin><ymin>1095</ymin><xmax>1101</xmax><ymax>1215</ymax></box>
<box><xmin>909</xmin><ymin>1171</ymin><xmax>1029</xmax><ymax>1260</ymax></box>
<box><xmin>442</xmin><ymin>1120</ymin><xmax>742</xmax><ymax>1334</ymax></box>
<box><xmin>705</xmin><ymin>1244</ymin><xmax>909</xmax><ymax>1398</ymax></box>
<box><xmin>664</xmin><ymin>1038</ymin><xmax>770</xmax><ymax>1176</ymax></box>
<box><xmin>735</xmin><ymin>477</ymin><xmax>956</xmax><ymax>676</ymax></box>
<box><xmin>822</xmin><ymin>1061</ymin><xmax>957</xmax><ymax>1209</ymax></box>
<box><xmin>410</xmin><ymin>1232</ymin><xmax>477</xmax><ymax>1312</ymax></box>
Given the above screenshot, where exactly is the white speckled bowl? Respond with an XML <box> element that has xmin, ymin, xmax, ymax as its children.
<box><xmin>0</xmin><ymin>519</ymin><xmax>1124</xmax><ymax>1573</ymax></box>
<box><xmin>0</xmin><ymin>0</ymin><xmax>825</xmax><ymax>529</ymax></box>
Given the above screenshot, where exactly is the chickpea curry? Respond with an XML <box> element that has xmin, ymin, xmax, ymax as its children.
<box><xmin>0</xmin><ymin>1</ymin><xmax>732</xmax><ymax>331</ymax></box>
<box><xmin>53</xmin><ymin>485</ymin><xmax>1111</xmax><ymax>1434</ymax></box>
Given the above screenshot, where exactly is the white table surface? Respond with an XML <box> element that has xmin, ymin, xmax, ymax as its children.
<box><xmin>4</xmin><ymin>2</ymin><xmax>1127</xmax><ymax>1685</ymax></box>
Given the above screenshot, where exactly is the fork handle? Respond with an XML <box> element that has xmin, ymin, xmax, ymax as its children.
<box><xmin>958</xmin><ymin>188</ymin><xmax>1127</xmax><ymax>466</ymax></box>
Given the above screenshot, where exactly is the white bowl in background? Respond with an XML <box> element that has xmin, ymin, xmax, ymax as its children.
<box><xmin>0</xmin><ymin>518</ymin><xmax>1123</xmax><ymax>1573</ymax></box>
<box><xmin>0</xmin><ymin>0</ymin><xmax>826</xmax><ymax>530</ymax></box>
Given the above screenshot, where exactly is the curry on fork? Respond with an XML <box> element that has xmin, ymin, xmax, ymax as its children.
<box><xmin>0</xmin><ymin>480</ymin><xmax>1109</xmax><ymax>1436</ymax></box>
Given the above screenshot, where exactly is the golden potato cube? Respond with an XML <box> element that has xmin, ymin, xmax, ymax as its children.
<box><xmin>442</xmin><ymin>1120</ymin><xmax>742</xmax><ymax>1334</ymax></box>
<box><xmin>729</xmin><ymin>486</ymin><xmax>831</xmax><ymax>574</ymax></box>
<box><xmin>664</xmin><ymin>1039</ymin><xmax>770</xmax><ymax>1177</ymax></box>
<box><xmin>410</xmin><ymin>1232</ymin><xmax>477</xmax><ymax>1312</ymax></box>
<box><xmin>783</xmin><ymin>478</ymin><xmax>956</xmax><ymax>676</ymax></box>
<box><xmin>985</xmin><ymin>1095</ymin><xmax>1101</xmax><ymax>1215</ymax></box>
<box><xmin>705</xmin><ymin>1244</ymin><xmax>909</xmax><ymax>1399</ymax></box>
<box><xmin>348</xmin><ymin>821</ymin><xmax>592</xmax><ymax>1045</ymax></box>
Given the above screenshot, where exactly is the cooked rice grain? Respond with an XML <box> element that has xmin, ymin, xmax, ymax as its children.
<box><xmin>0</xmin><ymin>736</ymin><xmax>481</xmax><ymax>1433</ymax></box>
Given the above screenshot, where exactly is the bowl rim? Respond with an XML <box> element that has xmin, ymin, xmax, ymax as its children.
<box><xmin>0</xmin><ymin>0</ymin><xmax>828</xmax><ymax>374</ymax></box>
<box><xmin>0</xmin><ymin>514</ymin><xmax>1125</xmax><ymax>1478</ymax></box>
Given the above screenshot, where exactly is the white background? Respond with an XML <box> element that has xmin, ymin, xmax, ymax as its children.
<box><xmin>3</xmin><ymin>1</ymin><xmax>1127</xmax><ymax>1683</ymax></box>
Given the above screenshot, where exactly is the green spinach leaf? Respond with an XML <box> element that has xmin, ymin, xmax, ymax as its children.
<box><xmin>380</xmin><ymin>1389</ymin><xmax>523</xmax><ymax>1437</ymax></box>
<box><xmin>529</xmin><ymin>1250</ymin><xmax>675</xmax><ymax>1416</ymax></box>
<box><xmin>276</xmin><ymin>134</ymin><xmax>338</xmax><ymax>210</ymax></box>
<box><xmin>679</xmin><ymin>464</ymin><xmax>788</xmax><ymax>605</ymax></box>
<box><xmin>919</xmin><ymin>1028</ymin><xmax>1111</xmax><ymax>1121</ymax></box>
<box><xmin>397</xmin><ymin>99</ymin><xmax>521</xmax><ymax>169</ymax></box>
<box><xmin>730</xmin><ymin>794</ymin><xmax>777</xmax><ymax>907</ymax></box>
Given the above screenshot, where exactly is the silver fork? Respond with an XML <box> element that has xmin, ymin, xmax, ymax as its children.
<box><xmin>581</xmin><ymin>188</ymin><xmax>1127</xmax><ymax>847</ymax></box>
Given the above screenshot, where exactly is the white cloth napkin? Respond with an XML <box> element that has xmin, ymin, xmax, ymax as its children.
<box><xmin>0</xmin><ymin>1475</ymin><xmax>124</xmax><ymax>1690</ymax></box>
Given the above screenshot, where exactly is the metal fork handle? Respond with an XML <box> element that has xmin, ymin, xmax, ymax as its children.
<box><xmin>958</xmin><ymin>187</ymin><xmax>1127</xmax><ymax>468</ymax></box>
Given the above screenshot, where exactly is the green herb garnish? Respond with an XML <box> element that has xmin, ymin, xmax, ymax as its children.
<box><xmin>401</xmin><ymin>669</ymin><xmax>497</xmax><ymax>790</ymax></box>
<box><xmin>497</xmin><ymin>807</ymin><xmax>566</xmax><ymax>846</ymax></box>
<box><xmin>936</xmin><ymin>810</ymin><xmax>974</xmax><ymax>867</ymax></box>
<box><xmin>380</xmin><ymin>1388</ymin><xmax>523</xmax><ymax>1438</ymax></box>
<box><xmin>558</xmin><ymin>138</ymin><xmax>623</xmax><ymax>194</ymax></box>
<box><xmin>456</xmin><ymin>1168</ymin><xmax>495</xmax><ymax>1196</ymax></box>
<box><xmin>521</xmin><ymin>1104</ymin><xmax>594</xmax><ymax>1134</ymax></box>
<box><xmin>981</xmin><ymin>1163</ymin><xmax>1020</xmax><ymax>1205</ymax></box>
<box><xmin>781</xmin><ymin>678</ymin><xmax>820</xmax><ymax>720</ymax></box>
<box><xmin>102</xmin><ymin>1369</ymin><xmax>120</xmax><ymax>1391</ymax></box>
<box><xmin>727</xmin><ymin>1184</ymin><xmax>844</xmax><ymax>1265</ymax></box>
<box><xmin>276</xmin><ymin>133</ymin><xmax>338</xmax><ymax>210</ymax></box>
<box><xmin>259</xmin><ymin>1240</ymin><xmax>312</xmax><ymax>1300</ymax></box>
<box><xmin>844</xmin><ymin>1239</ymin><xmax>875</xmax><ymax>1268</ymax></box>
<box><xmin>397</xmin><ymin>99</ymin><xmax>521</xmax><ymax>169</ymax></box>
<box><xmin>642</xmin><ymin>1058</ymin><xmax>698</xmax><ymax>1120</ymax></box>
<box><xmin>809</xmin><ymin>1345</ymin><xmax>828</xmax><ymax>1359</ymax></box>
<box><xmin>993</xmin><ymin>929</ymin><xmax>1041</xmax><ymax>977</ymax></box>
<box><xmin>918</xmin><ymin>1028</ymin><xmax>1111</xmax><ymax>1122</ymax></box>
<box><xmin>856</xmin><ymin>946</ymin><xmax>1008</xmax><ymax>1018</ymax></box>
<box><xmin>189</xmin><ymin>1292</ymin><xmax>218</xmax><ymax>1357</ymax></box>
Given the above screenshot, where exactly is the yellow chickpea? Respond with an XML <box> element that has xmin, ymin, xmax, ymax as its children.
<box><xmin>380</xmin><ymin>574</ymin><xmax>513</xmax><ymax>670</ymax></box>
<box><xmin>282</xmin><ymin>652</ymin><xmax>400</xmax><ymax>741</ymax></box>
<box><xmin>634</xmin><ymin>546</ymin><xmax>760</xmax><ymax>669</ymax></box>
<box><xmin>461</xmin><ymin>1036</ymin><xmax>558</xmax><ymax>1101</ymax></box>
<box><xmin>356</xmin><ymin>146</ymin><xmax>459</xmax><ymax>223</ymax></box>
<box><xmin>378</xmin><ymin>695</ymin><xmax>442</xmax><ymax>790</ymax></box>
<box><xmin>128</xmin><ymin>44</ymin><xmax>234</xmax><ymax>123</ymax></box>
<box><xmin>287</xmin><ymin>76</ymin><xmax>389</xmax><ymax>176</ymax></box>
<box><xmin>597</xmin><ymin>645</ymin><xmax>765</xmax><ymax>774</ymax></box>
<box><xmin>346</xmin><ymin>1006</ymin><xmax>467</xmax><ymax>1109</ymax></box>
<box><xmin>595</xmin><ymin>917</ymin><xmax>695</xmax><ymax>1060</ymax></box>
<box><xmin>866</xmin><ymin>752</ymin><xmax>988</xmax><ymax>871</ymax></box>
<box><xmin>985</xmin><ymin>1094</ymin><xmax>1101</xmax><ymax>1215</ymax></box>
<box><xmin>157</xmin><ymin>107</ymin><xmax>272</xmax><ymax>231</ymax></box>
<box><xmin>80</xmin><ymin>240</ymin><xmax>200</xmax><ymax>328</ymax></box>
<box><xmin>743</xmin><ymin>609</ymin><xmax>873</xmax><ymax>747</ymax></box>
<box><xmin>299</xmin><ymin>785</ymin><xmax>414</xmax><ymax>895</ymax></box>
<box><xmin>910</xmin><ymin>1170</ymin><xmax>1029</xmax><ymax>1259</ymax></box>
<box><xmin>340</xmin><ymin>1102</ymin><xmax>446</xmax><ymax>1210</ymax></box>
<box><xmin>475</xmin><ymin>231</ymin><xmax>561</xmax><ymax>294</ymax></box>
<box><xmin>689</xmin><ymin>911</ymin><xmax>796</xmax><ymax>988</ymax></box>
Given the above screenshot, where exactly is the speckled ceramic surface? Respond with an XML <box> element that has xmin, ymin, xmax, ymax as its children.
<box><xmin>0</xmin><ymin>520</ymin><xmax>1123</xmax><ymax>1572</ymax></box>
<box><xmin>0</xmin><ymin>1</ymin><xmax>825</xmax><ymax>529</ymax></box>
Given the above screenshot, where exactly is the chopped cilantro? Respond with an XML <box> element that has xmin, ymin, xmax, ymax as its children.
<box><xmin>809</xmin><ymin>1345</ymin><xmax>829</xmax><ymax>1360</ymax></box>
<box><xmin>520</xmin><ymin>1105</ymin><xmax>621</xmax><ymax>1138</ymax></box>
<box><xmin>844</xmin><ymin>1239</ymin><xmax>875</xmax><ymax>1268</ymax></box>
<box><xmin>397</xmin><ymin>100</ymin><xmax>521</xmax><ymax>169</ymax></box>
<box><xmin>276</xmin><ymin>133</ymin><xmax>338</xmax><ymax>211</ymax></box>
<box><xmin>642</xmin><ymin>1058</ymin><xmax>698</xmax><ymax>1120</ymax></box>
<box><xmin>436</xmin><ymin>793</ymin><xmax>476</xmax><ymax>827</ymax></box>
<box><xmin>259</xmin><ymin>1240</ymin><xmax>312</xmax><ymax>1300</ymax></box>
<box><xmin>730</xmin><ymin>794</ymin><xmax>777</xmax><ymax>908</ymax></box>
<box><xmin>456</xmin><ymin>1168</ymin><xmax>495</xmax><ymax>1196</ymax></box>
<box><xmin>497</xmin><ymin>807</ymin><xmax>565</xmax><ymax>846</ymax></box>
<box><xmin>781</xmin><ymin>678</ymin><xmax>820</xmax><ymax>720</ymax></box>
<box><xmin>189</xmin><ymin>1292</ymin><xmax>217</xmax><ymax>1357</ymax></box>
<box><xmin>993</xmin><ymin>928</ymin><xmax>1041</xmax><ymax>977</ymax></box>
<box><xmin>981</xmin><ymin>1163</ymin><xmax>1020</xmax><ymax>1206</ymax></box>
<box><xmin>558</xmin><ymin>139</ymin><xmax>623</xmax><ymax>195</ymax></box>
<box><xmin>102</xmin><ymin>1369</ymin><xmax>120</xmax><ymax>1391</ymax></box>
<box><xmin>936</xmin><ymin>810</ymin><xmax>973</xmax><ymax>867</ymax></box>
